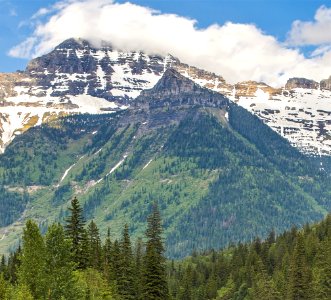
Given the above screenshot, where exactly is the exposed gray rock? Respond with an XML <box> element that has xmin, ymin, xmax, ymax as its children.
<box><xmin>135</xmin><ymin>69</ymin><xmax>229</xmax><ymax>110</ymax></box>
<box><xmin>285</xmin><ymin>78</ymin><xmax>319</xmax><ymax>90</ymax></box>
<box><xmin>320</xmin><ymin>76</ymin><xmax>331</xmax><ymax>91</ymax></box>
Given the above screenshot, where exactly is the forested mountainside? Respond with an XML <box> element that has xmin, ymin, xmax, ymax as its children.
<box><xmin>0</xmin><ymin>197</ymin><xmax>330</xmax><ymax>299</ymax></box>
<box><xmin>0</xmin><ymin>70</ymin><xmax>330</xmax><ymax>257</ymax></box>
<box><xmin>168</xmin><ymin>212</ymin><xmax>331</xmax><ymax>300</ymax></box>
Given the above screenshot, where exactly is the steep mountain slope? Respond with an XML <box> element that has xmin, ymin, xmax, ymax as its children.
<box><xmin>3</xmin><ymin>38</ymin><xmax>331</xmax><ymax>158</ymax></box>
<box><xmin>0</xmin><ymin>70</ymin><xmax>330</xmax><ymax>257</ymax></box>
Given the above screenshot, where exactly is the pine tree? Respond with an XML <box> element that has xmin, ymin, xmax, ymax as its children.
<box><xmin>178</xmin><ymin>266</ymin><xmax>193</xmax><ymax>300</ymax></box>
<box><xmin>111</xmin><ymin>239</ymin><xmax>122</xmax><ymax>281</ymax></box>
<box><xmin>87</xmin><ymin>220</ymin><xmax>102</xmax><ymax>270</ymax></box>
<box><xmin>45</xmin><ymin>223</ymin><xmax>78</xmax><ymax>299</ymax></box>
<box><xmin>118</xmin><ymin>224</ymin><xmax>135</xmax><ymax>299</ymax></box>
<box><xmin>251</xmin><ymin>259</ymin><xmax>280</xmax><ymax>300</ymax></box>
<box><xmin>65</xmin><ymin>196</ymin><xmax>86</xmax><ymax>269</ymax></box>
<box><xmin>287</xmin><ymin>233</ymin><xmax>311</xmax><ymax>300</ymax></box>
<box><xmin>142</xmin><ymin>203</ymin><xmax>169</xmax><ymax>300</ymax></box>
<box><xmin>312</xmin><ymin>240</ymin><xmax>331</xmax><ymax>300</ymax></box>
<box><xmin>6</xmin><ymin>245</ymin><xmax>21</xmax><ymax>284</ymax></box>
<box><xmin>134</xmin><ymin>237</ymin><xmax>144</xmax><ymax>300</ymax></box>
<box><xmin>18</xmin><ymin>219</ymin><xmax>46</xmax><ymax>299</ymax></box>
<box><xmin>103</xmin><ymin>228</ymin><xmax>114</xmax><ymax>282</ymax></box>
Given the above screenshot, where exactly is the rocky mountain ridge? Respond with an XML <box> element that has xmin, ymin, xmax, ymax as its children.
<box><xmin>1</xmin><ymin>38</ymin><xmax>331</xmax><ymax>156</ymax></box>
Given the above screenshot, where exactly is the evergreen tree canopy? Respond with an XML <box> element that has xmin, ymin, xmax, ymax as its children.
<box><xmin>143</xmin><ymin>203</ymin><xmax>169</xmax><ymax>300</ymax></box>
<box><xmin>65</xmin><ymin>197</ymin><xmax>86</xmax><ymax>269</ymax></box>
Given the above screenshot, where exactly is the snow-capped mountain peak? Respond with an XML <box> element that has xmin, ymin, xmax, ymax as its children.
<box><xmin>1</xmin><ymin>38</ymin><xmax>331</xmax><ymax>157</ymax></box>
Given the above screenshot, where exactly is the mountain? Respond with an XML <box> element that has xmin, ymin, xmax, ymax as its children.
<box><xmin>3</xmin><ymin>38</ymin><xmax>331</xmax><ymax>158</ymax></box>
<box><xmin>0</xmin><ymin>68</ymin><xmax>330</xmax><ymax>258</ymax></box>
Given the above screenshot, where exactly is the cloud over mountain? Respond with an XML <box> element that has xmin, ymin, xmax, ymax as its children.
<box><xmin>9</xmin><ymin>0</ymin><xmax>331</xmax><ymax>86</ymax></box>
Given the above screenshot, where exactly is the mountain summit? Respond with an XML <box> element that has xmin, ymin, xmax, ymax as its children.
<box><xmin>136</xmin><ymin>68</ymin><xmax>228</xmax><ymax>110</ymax></box>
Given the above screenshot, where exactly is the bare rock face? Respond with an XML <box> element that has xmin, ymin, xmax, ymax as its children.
<box><xmin>137</xmin><ymin>69</ymin><xmax>228</xmax><ymax>110</ymax></box>
<box><xmin>285</xmin><ymin>78</ymin><xmax>319</xmax><ymax>90</ymax></box>
<box><xmin>0</xmin><ymin>73</ymin><xmax>35</xmax><ymax>99</ymax></box>
<box><xmin>234</xmin><ymin>81</ymin><xmax>281</xmax><ymax>99</ymax></box>
<box><xmin>320</xmin><ymin>76</ymin><xmax>331</xmax><ymax>91</ymax></box>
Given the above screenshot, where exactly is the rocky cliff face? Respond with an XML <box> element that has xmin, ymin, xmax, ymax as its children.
<box><xmin>285</xmin><ymin>78</ymin><xmax>319</xmax><ymax>90</ymax></box>
<box><xmin>136</xmin><ymin>69</ymin><xmax>228</xmax><ymax>110</ymax></box>
<box><xmin>320</xmin><ymin>76</ymin><xmax>331</xmax><ymax>91</ymax></box>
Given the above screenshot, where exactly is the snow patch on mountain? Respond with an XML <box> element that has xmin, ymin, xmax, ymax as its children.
<box><xmin>234</xmin><ymin>88</ymin><xmax>331</xmax><ymax>155</ymax></box>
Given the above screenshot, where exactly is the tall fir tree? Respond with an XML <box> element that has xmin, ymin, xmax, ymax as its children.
<box><xmin>287</xmin><ymin>233</ymin><xmax>312</xmax><ymax>300</ymax></box>
<box><xmin>142</xmin><ymin>203</ymin><xmax>169</xmax><ymax>300</ymax></box>
<box><xmin>312</xmin><ymin>239</ymin><xmax>331</xmax><ymax>300</ymax></box>
<box><xmin>134</xmin><ymin>237</ymin><xmax>144</xmax><ymax>300</ymax></box>
<box><xmin>118</xmin><ymin>224</ymin><xmax>135</xmax><ymax>299</ymax></box>
<box><xmin>45</xmin><ymin>223</ymin><xmax>78</xmax><ymax>299</ymax></box>
<box><xmin>87</xmin><ymin>220</ymin><xmax>102</xmax><ymax>270</ymax></box>
<box><xmin>103</xmin><ymin>228</ymin><xmax>114</xmax><ymax>282</ymax></box>
<box><xmin>6</xmin><ymin>246</ymin><xmax>21</xmax><ymax>284</ymax></box>
<box><xmin>18</xmin><ymin>220</ymin><xmax>47</xmax><ymax>299</ymax></box>
<box><xmin>65</xmin><ymin>196</ymin><xmax>86</xmax><ymax>269</ymax></box>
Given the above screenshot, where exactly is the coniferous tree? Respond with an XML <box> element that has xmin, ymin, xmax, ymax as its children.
<box><xmin>87</xmin><ymin>220</ymin><xmax>102</xmax><ymax>270</ymax></box>
<box><xmin>45</xmin><ymin>223</ymin><xmax>78</xmax><ymax>299</ymax></box>
<box><xmin>118</xmin><ymin>224</ymin><xmax>135</xmax><ymax>299</ymax></box>
<box><xmin>103</xmin><ymin>228</ymin><xmax>114</xmax><ymax>282</ymax></box>
<box><xmin>250</xmin><ymin>259</ymin><xmax>280</xmax><ymax>300</ymax></box>
<box><xmin>312</xmin><ymin>240</ymin><xmax>331</xmax><ymax>300</ymax></box>
<box><xmin>6</xmin><ymin>246</ymin><xmax>21</xmax><ymax>284</ymax></box>
<box><xmin>0</xmin><ymin>255</ymin><xmax>5</xmax><ymax>274</ymax></box>
<box><xmin>65</xmin><ymin>197</ymin><xmax>86</xmax><ymax>269</ymax></box>
<box><xmin>287</xmin><ymin>233</ymin><xmax>311</xmax><ymax>300</ymax></box>
<box><xmin>111</xmin><ymin>239</ymin><xmax>122</xmax><ymax>281</ymax></box>
<box><xmin>142</xmin><ymin>203</ymin><xmax>169</xmax><ymax>300</ymax></box>
<box><xmin>18</xmin><ymin>220</ymin><xmax>47</xmax><ymax>299</ymax></box>
<box><xmin>134</xmin><ymin>237</ymin><xmax>144</xmax><ymax>300</ymax></box>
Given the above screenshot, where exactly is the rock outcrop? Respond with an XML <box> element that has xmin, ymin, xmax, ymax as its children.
<box><xmin>320</xmin><ymin>76</ymin><xmax>331</xmax><ymax>91</ymax></box>
<box><xmin>285</xmin><ymin>78</ymin><xmax>319</xmax><ymax>90</ymax></box>
<box><xmin>137</xmin><ymin>69</ymin><xmax>228</xmax><ymax>110</ymax></box>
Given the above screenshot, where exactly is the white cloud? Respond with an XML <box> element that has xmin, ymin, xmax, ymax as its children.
<box><xmin>8</xmin><ymin>0</ymin><xmax>331</xmax><ymax>86</ymax></box>
<box><xmin>287</xmin><ymin>6</ymin><xmax>331</xmax><ymax>46</ymax></box>
<box><xmin>31</xmin><ymin>8</ymin><xmax>52</xmax><ymax>19</ymax></box>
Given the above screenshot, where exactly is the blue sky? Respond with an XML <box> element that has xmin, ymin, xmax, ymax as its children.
<box><xmin>1</xmin><ymin>0</ymin><xmax>331</xmax><ymax>85</ymax></box>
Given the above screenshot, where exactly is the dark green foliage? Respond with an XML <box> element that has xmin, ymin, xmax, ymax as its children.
<box><xmin>86</xmin><ymin>220</ymin><xmax>102</xmax><ymax>270</ymax></box>
<box><xmin>287</xmin><ymin>234</ymin><xmax>312</xmax><ymax>299</ymax></box>
<box><xmin>51</xmin><ymin>183</ymin><xmax>72</xmax><ymax>206</ymax></box>
<box><xmin>134</xmin><ymin>237</ymin><xmax>144</xmax><ymax>300</ymax></box>
<box><xmin>18</xmin><ymin>220</ymin><xmax>46</xmax><ymax>299</ymax></box>
<box><xmin>117</xmin><ymin>224</ymin><xmax>135</xmax><ymax>299</ymax></box>
<box><xmin>45</xmin><ymin>223</ymin><xmax>78</xmax><ymax>299</ymax></box>
<box><xmin>65</xmin><ymin>196</ymin><xmax>86</xmax><ymax>269</ymax></box>
<box><xmin>164</xmin><ymin>110</ymin><xmax>326</xmax><ymax>257</ymax></box>
<box><xmin>168</xmin><ymin>213</ymin><xmax>331</xmax><ymax>300</ymax></box>
<box><xmin>143</xmin><ymin>203</ymin><xmax>169</xmax><ymax>300</ymax></box>
<box><xmin>0</xmin><ymin>206</ymin><xmax>329</xmax><ymax>300</ymax></box>
<box><xmin>0</xmin><ymin>186</ymin><xmax>28</xmax><ymax>227</ymax></box>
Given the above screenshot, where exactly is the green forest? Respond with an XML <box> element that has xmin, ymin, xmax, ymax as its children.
<box><xmin>0</xmin><ymin>197</ymin><xmax>330</xmax><ymax>300</ymax></box>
